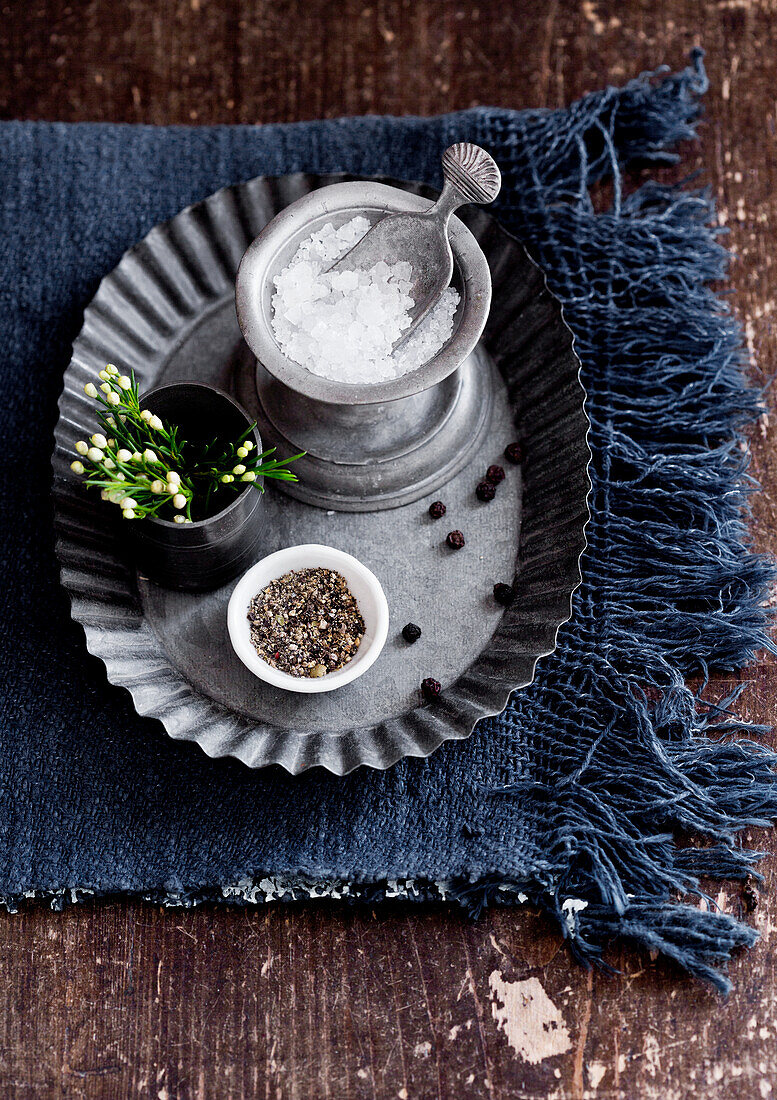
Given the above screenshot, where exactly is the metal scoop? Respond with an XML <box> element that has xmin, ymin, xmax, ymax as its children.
<box><xmin>327</xmin><ymin>143</ymin><xmax>501</xmax><ymax>346</ymax></box>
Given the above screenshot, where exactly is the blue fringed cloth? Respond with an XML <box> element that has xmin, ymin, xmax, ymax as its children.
<box><xmin>2</xmin><ymin>51</ymin><xmax>775</xmax><ymax>993</ymax></box>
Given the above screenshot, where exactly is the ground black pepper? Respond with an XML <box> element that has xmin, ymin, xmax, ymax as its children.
<box><xmin>247</xmin><ymin>567</ymin><xmax>365</xmax><ymax>677</ymax></box>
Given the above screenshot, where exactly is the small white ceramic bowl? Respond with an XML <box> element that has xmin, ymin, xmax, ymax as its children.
<box><xmin>227</xmin><ymin>544</ymin><xmax>389</xmax><ymax>694</ymax></box>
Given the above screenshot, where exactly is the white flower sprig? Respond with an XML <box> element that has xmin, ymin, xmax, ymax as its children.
<box><xmin>71</xmin><ymin>366</ymin><xmax>302</xmax><ymax>523</ymax></box>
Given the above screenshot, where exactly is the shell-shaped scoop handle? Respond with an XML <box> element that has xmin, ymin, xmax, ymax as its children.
<box><xmin>441</xmin><ymin>143</ymin><xmax>501</xmax><ymax>206</ymax></box>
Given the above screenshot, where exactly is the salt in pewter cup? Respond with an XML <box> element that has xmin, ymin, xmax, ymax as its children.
<box><xmin>129</xmin><ymin>382</ymin><xmax>265</xmax><ymax>592</ymax></box>
<box><xmin>235</xmin><ymin>176</ymin><xmax>495</xmax><ymax>512</ymax></box>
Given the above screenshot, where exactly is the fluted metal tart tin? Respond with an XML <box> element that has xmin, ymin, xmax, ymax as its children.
<box><xmin>52</xmin><ymin>172</ymin><xmax>590</xmax><ymax>775</ymax></box>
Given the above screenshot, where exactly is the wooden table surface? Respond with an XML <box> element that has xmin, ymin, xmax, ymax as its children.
<box><xmin>2</xmin><ymin>2</ymin><xmax>776</xmax><ymax>1097</ymax></box>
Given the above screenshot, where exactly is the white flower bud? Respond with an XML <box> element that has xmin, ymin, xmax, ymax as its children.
<box><xmin>106</xmin><ymin>417</ymin><xmax>115</xmax><ymax>427</ymax></box>
<box><xmin>243</xmin><ymin>440</ymin><xmax>254</xmax><ymax>451</ymax></box>
<box><xmin>107</xmin><ymin>392</ymin><xmax>120</xmax><ymax>406</ymax></box>
<box><xmin>173</xmin><ymin>514</ymin><xmax>186</xmax><ymax>524</ymax></box>
<box><xmin>166</xmin><ymin>471</ymin><xmax>181</xmax><ymax>486</ymax></box>
<box><xmin>103</xmin><ymin>457</ymin><xmax>115</xmax><ymax>469</ymax></box>
<box><xmin>117</xmin><ymin>375</ymin><xmax>132</xmax><ymax>390</ymax></box>
<box><xmin>122</xmin><ymin>508</ymin><xmax>136</xmax><ymax>519</ymax></box>
<box><xmin>173</xmin><ymin>493</ymin><xmax>186</xmax><ymax>510</ymax></box>
<box><xmin>107</xmin><ymin>438</ymin><xmax>116</xmax><ymax>447</ymax></box>
<box><xmin>236</xmin><ymin>446</ymin><xmax>248</xmax><ymax>459</ymax></box>
<box><xmin>84</xmin><ymin>383</ymin><xmax>98</xmax><ymax>398</ymax></box>
<box><xmin>241</xmin><ymin>471</ymin><xmax>257</xmax><ymax>482</ymax></box>
<box><xmin>91</xmin><ymin>433</ymin><xmax>107</xmax><ymax>449</ymax></box>
<box><xmin>105</xmin><ymin>364</ymin><xmax>118</xmax><ymax>376</ymax></box>
<box><xmin>70</xmin><ymin>460</ymin><xmax>85</xmax><ymax>474</ymax></box>
<box><xmin>120</xmin><ymin>497</ymin><xmax>137</xmax><ymax>510</ymax></box>
<box><xmin>75</xmin><ymin>441</ymin><xmax>88</xmax><ymax>455</ymax></box>
<box><xmin>100</xmin><ymin>382</ymin><xmax>112</xmax><ymax>394</ymax></box>
<box><xmin>143</xmin><ymin>449</ymin><xmax>158</xmax><ymax>463</ymax></box>
<box><xmin>232</xmin><ymin>464</ymin><xmax>246</xmax><ymax>475</ymax></box>
<box><xmin>116</xmin><ymin>449</ymin><xmax>132</xmax><ymax>462</ymax></box>
<box><xmin>150</xmin><ymin>480</ymin><xmax>166</xmax><ymax>494</ymax></box>
<box><xmin>115</xmin><ymin>472</ymin><xmax>125</xmax><ymax>481</ymax></box>
<box><xmin>140</xmin><ymin>409</ymin><xmax>153</xmax><ymax>422</ymax></box>
<box><xmin>131</xmin><ymin>452</ymin><xmax>142</xmax><ymax>462</ymax></box>
<box><xmin>99</xmin><ymin>370</ymin><xmax>109</xmax><ymax>381</ymax></box>
<box><xmin>221</xmin><ymin>474</ymin><xmax>234</xmax><ymax>484</ymax></box>
<box><xmin>149</xmin><ymin>415</ymin><xmax>163</xmax><ymax>431</ymax></box>
<box><xmin>100</xmin><ymin>490</ymin><xmax>110</xmax><ymax>501</ymax></box>
<box><xmin>87</xmin><ymin>447</ymin><xmax>104</xmax><ymax>462</ymax></box>
<box><xmin>109</xmin><ymin>490</ymin><xmax>125</xmax><ymax>503</ymax></box>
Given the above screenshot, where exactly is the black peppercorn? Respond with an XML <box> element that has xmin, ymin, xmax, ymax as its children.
<box><xmin>446</xmin><ymin>530</ymin><xmax>465</xmax><ymax>549</ymax></box>
<box><xmin>421</xmin><ymin>677</ymin><xmax>441</xmax><ymax>701</ymax></box>
<box><xmin>476</xmin><ymin>480</ymin><xmax>496</xmax><ymax>502</ymax></box>
<box><xmin>402</xmin><ymin>622</ymin><xmax>422</xmax><ymax>644</ymax></box>
<box><xmin>486</xmin><ymin>464</ymin><xmax>505</xmax><ymax>484</ymax></box>
<box><xmin>428</xmin><ymin>500</ymin><xmax>446</xmax><ymax>519</ymax></box>
<box><xmin>493</xmin><ymin>583</ymin><xmax>515</xmax><ymax>606</ymax></box>
<box><xmin>504</xmin><ymin>442</ymin><xmax>524</xmax><ymax>465</ymax></box>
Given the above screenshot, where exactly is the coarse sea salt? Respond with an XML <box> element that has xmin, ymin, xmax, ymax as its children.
<box><xmin>270</xmin><ymin>216</ymin><xmax>460</xmax><ymax>385</ymax></box>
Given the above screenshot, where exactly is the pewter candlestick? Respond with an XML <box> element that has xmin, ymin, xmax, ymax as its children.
<box><xmin>235</xmin><ymin>178</ymin><xmax>496</xmax><ymax>511</ymax></box>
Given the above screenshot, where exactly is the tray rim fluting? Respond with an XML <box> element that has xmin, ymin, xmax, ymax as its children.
<box><xmin>51</xmin><ymin>172</ymin><xmax>591</xmax><ymax>775</ymax></box>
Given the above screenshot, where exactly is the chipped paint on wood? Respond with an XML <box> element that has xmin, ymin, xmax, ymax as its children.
<box><xmin>488</xmin><ymin>972</ymin><xmax>572</xmax><ymax>1064</ymax></box>
<box><xmin>588</xmin><ymin>1060</ymin><xmax>607</xmax><ymax>1089</ymax></box>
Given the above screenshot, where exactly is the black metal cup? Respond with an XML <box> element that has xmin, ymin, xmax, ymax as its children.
<box><xmin>130</xmin><ymin>382</ymin><xmax>264</xmax><ymax>592</ymax></box>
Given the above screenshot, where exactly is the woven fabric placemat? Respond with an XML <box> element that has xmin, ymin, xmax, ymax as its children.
<box><xmin>2</xmin><ymin>51</ymin><xmax>775</xmax><ymax>992</ymax></box>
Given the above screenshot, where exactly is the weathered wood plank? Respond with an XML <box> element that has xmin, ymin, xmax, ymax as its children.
<box><xmin>0</xmin><ymin>1</ymin><xmax>776</xmax><ymax>1097</ymax></box>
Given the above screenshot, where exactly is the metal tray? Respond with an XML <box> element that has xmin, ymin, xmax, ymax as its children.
<box><xmin>52</xmin><ymin>174</ymin><xmax>590</xmax><ymax>775</ymax></box>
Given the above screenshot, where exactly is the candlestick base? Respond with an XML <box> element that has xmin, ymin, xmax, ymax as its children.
<box><xmin>233</xmin><ymin>344</ymin><xmax>496</xmax><ymax>512</ymax></box>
